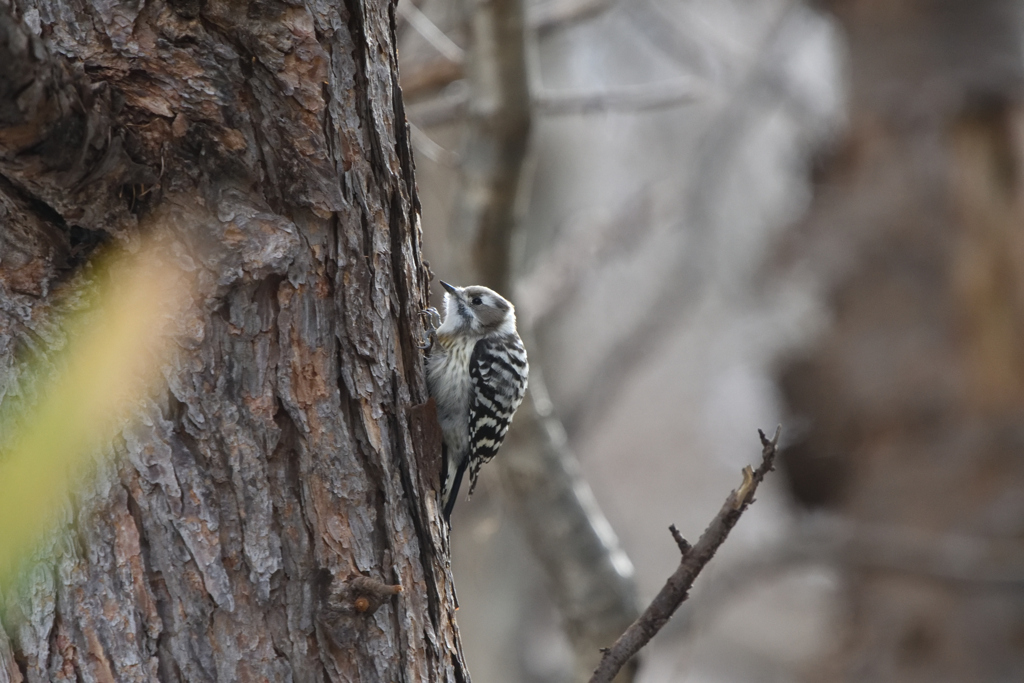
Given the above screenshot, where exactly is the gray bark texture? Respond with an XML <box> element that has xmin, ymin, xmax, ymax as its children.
<box><xmin>0</xmin><ymin>0</ymin><xmax>470</xmax><ymax>679</ymax></box>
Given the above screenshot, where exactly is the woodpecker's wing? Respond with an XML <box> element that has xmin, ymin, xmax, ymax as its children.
<box><xmin>466</xmin><ymin>334</ymin><xmax>529</xmax><ymax>495</ymax></box>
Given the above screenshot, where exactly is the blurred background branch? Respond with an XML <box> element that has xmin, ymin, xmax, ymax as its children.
<box><xmin>501</xmin><ymin>369</ymin><xmax>641</xmax><ymax>682</ymax></box>
<box><xmin>529</xmin><ymin>0</ymin><xmax>616</xmax><ymax>34</ymax></box>
<box><xmin>401</xmin><ymin>0</ymin><xmax>838</xmax><ymax>681</ymax></box>
<box><xmin>532</xmin><ymin>78</ymin><xmax>705</xmax><ymax>116</ymax></box>
<box><xmin>452</xmin><ymin>0</ymin><xmax>531</xmax><ymax>291</ymax></box>
<box><xmin>399</xmin><ymin>0</ymin><xmax>1024</xmax><ymax>680</ymax></box>
<box><xmin>440</xmin><ymin>0</ymin><xmax>642</xmax><ymax>679</ymax></box>
<box><xmin>557</xmin><ymin>0</ymin><xmax>807</xmax><ymax>444</ymax></box>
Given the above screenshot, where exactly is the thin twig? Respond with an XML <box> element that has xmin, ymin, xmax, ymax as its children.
<box><xmin>529</xmin><ymin>0</ymin><xmax>617</xmax><ymax>33</ymax></box>
<box><xmin>407</xmin><ymin>78</ymin><xmax>704</xmax><ymax>128</ymax></box>
<box><xmin>501</xmin><ymin>368</ymin><xmax>640</xmax><ymax>682</ymax></box>
<box><xmin>515</xmin><ymin>184</ymin><xmax>664</xmax><ymax>329</ymax></box>
<box><xmin>401</xmin><ymin>58</ymin><xmax>464</xmax><ymax>100</ymax></box>
<box><xmin>588</xmin><ymin>427</ymin><xmax>781</xmax><ymax>683</ymax></box>
<box><xmin>533</xmin><ymin>78</ymin><xmax>705</xmax><ymax>115</ymax></box>
<box><xmin>448</xmin><ymin>0</ymin><xmax>642</xmax><ymax>678</ymax></box>
<box><xmin>561</xmin><ymin>0</ymin><xmax>808</xmax><ymax>442</ymax></box>
<box><xmin>453</xmin><ymin>0</ymin><xmax>531</xmax><ymax>290</ymax></box>
<box><xmin>659</xmin><ymin>509</ymin><xmax>1024</xmax><ymax>645</ymax></box>
<box><xmin>409</xmin><ymin>122</ymin><xmax>459</xmax><ymax>166</ymax></box>
<box><xmin>406</xmin><ymin>89</ymin><xmax>469</xmax><ymax>128</ymax></box>
<box><xmin>623</xmin><ymin>0</ymin><xmax>728</xmax><ymax>81</ymax></box>
<box><xmin>397</xmin><ymin>0</ymin><xmax>465</xmax><ymax>63</ymax></box>
<box><xmin>668</xmin><ymin>525</ymin><xmax>691</xmax><ymax>556</ymax></box>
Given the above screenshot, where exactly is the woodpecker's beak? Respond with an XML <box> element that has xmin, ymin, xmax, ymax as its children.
<box><xmin>439</xmin><ymin>281</ymin><xmax>459</xmax><ymax>297</ymax></box>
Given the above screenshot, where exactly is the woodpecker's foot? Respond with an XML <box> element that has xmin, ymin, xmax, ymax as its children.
<box><xmin>421</xmin><ymin>307</ymin><xmax>441</xmax><ymax>330</ymax></box>
<box><xmin>418</xmin><ymin>308</ymin><xmax>441</xmax><ymax>350</ymax></box>
<box><xmin>417</xmin><ymin>331</ymin><xmax>437</xmax><ymax>351</ymax></box>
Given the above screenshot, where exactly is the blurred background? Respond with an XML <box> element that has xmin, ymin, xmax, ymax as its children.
<box><xmin>398</xmin><ymin>0</ymin><xmax>1024</xmax><ymax>681</ymax></box>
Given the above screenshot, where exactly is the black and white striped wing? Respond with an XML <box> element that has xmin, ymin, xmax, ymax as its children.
<box><xmin>466</xmin><ymin>335</ymin><xmax>529</xmax><ymax>495</ymax></box>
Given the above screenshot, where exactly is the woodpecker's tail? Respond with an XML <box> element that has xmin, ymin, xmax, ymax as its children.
<box><xmin>441</xmin><ymin>450</ymin><xmax>469</xmax><ymax>523</ymax></box>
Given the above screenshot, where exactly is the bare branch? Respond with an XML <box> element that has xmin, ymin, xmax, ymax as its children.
<box><xmin>533</xmin><ymin>77</ymin><xmax>705</xmax><ymax>115</ymax></box>
<box><xmin>407</xmin><ymin>78</ymin><xmax>704</xmax><ymax>128</ymax></box>
<box><xmin>397</xmin><ymin>0</ymin><xmax>465</xmax><ymax>63</ymax></box>
<box><xmin>409</xmin><ymin>122</ymin><xmax>459</xmax><ymax>166</ymax></box>
<box><xmin>449</xmin><ymin>0</ymin><xmax>644</xmax><ymax>675</ymax></box>
<box><xmin>516</xmin><ymin>184</ymin><xmax>665</xmax><ymax>329</ymax></box>
<box><xmin>529</xmin><ymin>0</ymin><xmax>617</xmax><ymax>33</ymax></box>
<box><xmin>665</xmin><ymin>509</ymin><xmax>1024</xmax><ymax>647</ymax></box>
<box><xmin>500</xmin><ymin>368</ymin><xmax>640</xmax><ymax>683</ymax></box>
<box><xmin>823</xmin><ymin>518</ymin><xmax>1024</xmax><ymax>581</ymax></box>
<box><xmin>562</xmin><ymin>0</ymin><xmax>808</xmax><ymax>441</ymax></box>
<box><xmin>668</xmin><ymin>525</ymin><xmax>691</xmax><ymax>556</ymax></box>
<box><xmin>398</xmin><ymin>0</ymin><xmax>619</xmax><ymax>44</ymax></box>
<box><xmin>452</xmin><ymin>0</ymin><xmax>531</xmax><ymax>290</ymax></box>
<box><xmin>406</xmin><ymin>88</ymin><xmax>469</xmax><ymax>127</ymax></box>
<box><xmin>450</xmin><ymin>0</ymin><xmax>641</xmax><ymax>679</ymax></box>
<box><xmin>622</xmin><ymin>0</ymin><xmax>727</xmax><ymax>79</ymax></box>
<box><xmin>588</xmin><ymin>427</ymin><xmax>781</xmax><ymax>683</ymax></box>
<box><xmin>401</xmin><ymin>58</ymin><xmax>464</xmax><ymax>100</ymax></box>
<box><xmin>802</xmin><ymin>514</ymin><xmax>1024</xmax><ymax>585</ymax></box>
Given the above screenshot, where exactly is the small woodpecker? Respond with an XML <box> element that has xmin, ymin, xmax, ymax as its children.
<box><xmin>423</xmin><ymin>281</ymin><xmax>529</xmax><ymax>522</ymax></box>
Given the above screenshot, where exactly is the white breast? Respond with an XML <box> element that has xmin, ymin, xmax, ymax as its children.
<box><xmin>426</xmin><ymin>336</ymin><xmax>475</xmax><ymax>465</ymax></box>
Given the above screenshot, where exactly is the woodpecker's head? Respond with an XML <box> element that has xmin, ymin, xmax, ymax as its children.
<box><xmin>439</xmin><ymin>281</ymin><xmax>516</xmax><ymax>335</ymax></box>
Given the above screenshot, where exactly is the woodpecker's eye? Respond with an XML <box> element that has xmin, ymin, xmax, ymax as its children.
<box><xmin>471</xmin><ymin>297</ymin><xmax>482</xmax><ymax>305</ymax></box>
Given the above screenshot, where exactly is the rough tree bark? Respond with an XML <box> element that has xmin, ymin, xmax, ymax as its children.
<box><xmin>779</xmin><ymin>1</ymin><xmax>1024</xmax><ymax>680</ymax></box>
<box><xmin>0</xmin><ymin>0</ymin><xmax>469</xmax><ymax>679</ymax></box>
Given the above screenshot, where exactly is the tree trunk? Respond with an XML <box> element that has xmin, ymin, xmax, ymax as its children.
<box><xmin>0</xmin><ymin>0</ymin><xmax>468</xmax><ymax>679</ymax></box>
<box><xmin>780</xmin><ymin>1</ymin><xmax>1024</xmax><ymax>680</ymax></box>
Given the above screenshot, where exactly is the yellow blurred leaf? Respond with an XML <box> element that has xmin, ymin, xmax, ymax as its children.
<box><xmin>0</xmin><ymin>241</ymin><xmax>192</xmax><ymax>585</ymax></box>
